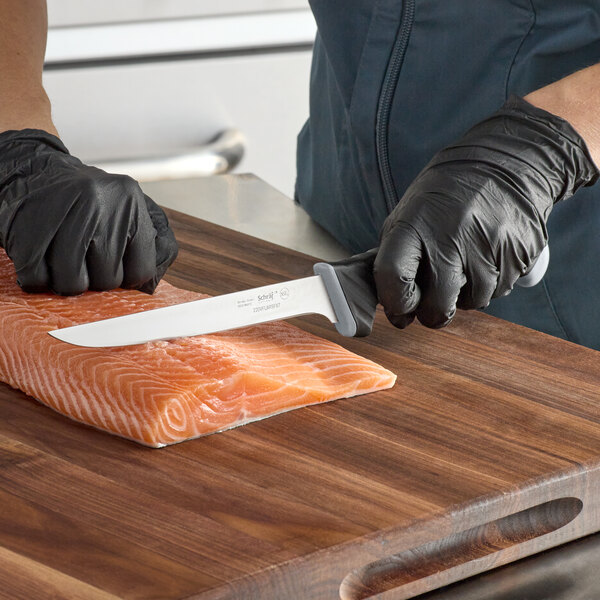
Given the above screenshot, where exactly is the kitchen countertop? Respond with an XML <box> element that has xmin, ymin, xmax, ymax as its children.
<box><xmin>140</xmin><ymin>173</ymin><xmax>350</xmax><ymax>262</ymax></box>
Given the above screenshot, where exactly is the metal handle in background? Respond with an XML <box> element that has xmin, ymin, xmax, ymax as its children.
<box><xmin>93</xmin><ymin>128</ymin><xmax>246</xmax><ymax>182</ymax></box>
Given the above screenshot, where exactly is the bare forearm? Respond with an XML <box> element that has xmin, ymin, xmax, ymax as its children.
<box><xmin>0</xmin><ymin>0</ymin><xmax>57</xmax><ymax>135</ymax></box>
<box><xmin>526</xmin><ymin>63</ymin><xmax>600</xmax><ymax>167</ymax></box>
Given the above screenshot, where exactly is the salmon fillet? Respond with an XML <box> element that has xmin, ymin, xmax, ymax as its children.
<box><xmin>0</xmin><ymin>249</ymin><xmax>396</xmax><ymax>447</ymax></box>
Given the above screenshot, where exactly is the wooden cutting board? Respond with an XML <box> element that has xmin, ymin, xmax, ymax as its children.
<box><xmin>1</xmin><ymin>208</ymin><xmax>600</xmax><ymax>600</ymax></box>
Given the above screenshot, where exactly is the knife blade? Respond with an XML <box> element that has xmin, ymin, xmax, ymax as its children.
<box><xmin>48</xmin><ymin>245</ymin><xmax>549</xmax><ymax>348</ymax></box>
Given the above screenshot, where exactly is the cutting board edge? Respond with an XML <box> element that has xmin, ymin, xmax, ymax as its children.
<box><xmin>184</xmin><ymin>461</ymin><xmax>600</xmax><ymax>600</ymax></box>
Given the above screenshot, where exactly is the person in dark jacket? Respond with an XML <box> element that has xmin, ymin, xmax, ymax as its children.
<box><xmin>297</xmin><ymin>1</ymin><xmax>600</xmax><ymax>349</ymax></box>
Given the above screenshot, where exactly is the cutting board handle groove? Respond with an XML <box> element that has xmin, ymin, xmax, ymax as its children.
<box><xmin>339</xmin><ymin>496</ymin><xmax>583</xmax><ymax>600</ymax></box>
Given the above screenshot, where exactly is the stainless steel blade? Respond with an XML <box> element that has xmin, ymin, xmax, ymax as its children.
<box><xmin>48</xmin><ymin>275</ymin><xmax>338</xmax><ymax>347</ymax></box>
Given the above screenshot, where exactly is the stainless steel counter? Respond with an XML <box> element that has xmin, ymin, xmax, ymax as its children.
<box><xmin>141</xmin><ymin>173</ymin><xmax>350</xmax><ymax>261</ymax></box>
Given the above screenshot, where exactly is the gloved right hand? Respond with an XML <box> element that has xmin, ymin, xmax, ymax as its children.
<box><xmin>0</xmin><ymin>129</ymin><xmax>178</xmax><ymax>295</ymax></box>
<box><xmin>374</xmin><ymin>96</ymin><xmax>599</xmax><ymax>330</ymax></box>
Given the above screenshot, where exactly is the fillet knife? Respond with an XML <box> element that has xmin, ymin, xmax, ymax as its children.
<box><xmin>49</xmin><ymin>245</ymin><xmax>550</xmax><ymax>348</ymax></box>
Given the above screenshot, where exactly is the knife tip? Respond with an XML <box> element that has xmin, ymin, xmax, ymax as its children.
<box><xmin>48</xmin><ymin>330</ymin><xmax>89</xmax><ymax>347</ymax></box>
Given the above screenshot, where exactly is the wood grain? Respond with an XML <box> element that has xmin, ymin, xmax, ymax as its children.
<box><xmin>1</xmin><ymin>208</ymin><xmax>600</xmax><ymax>599</ymax></box>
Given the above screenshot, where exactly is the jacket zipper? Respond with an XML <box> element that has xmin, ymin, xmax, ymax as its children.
<box><xmin>375</xmin><ymin>0</ymin><xmax>416</xmax><ymax>213</ymax></box>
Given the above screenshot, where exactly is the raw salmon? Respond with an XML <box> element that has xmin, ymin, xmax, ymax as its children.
<box><xmin>0</xmin><ymin>249</ymin><xmax>396</xmax><ymax>447</ymax></box>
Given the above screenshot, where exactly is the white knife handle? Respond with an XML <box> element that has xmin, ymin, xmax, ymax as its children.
<box><xmin>314</xmin><ymin>244</ymin><xmax>550</xmax><ymax>337</ymax></box>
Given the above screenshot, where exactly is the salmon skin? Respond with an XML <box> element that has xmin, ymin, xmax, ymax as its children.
<box><xmin>0</xmin><ymin>250</ymin><xmax>396</xmax><ymax>447</ymax></box>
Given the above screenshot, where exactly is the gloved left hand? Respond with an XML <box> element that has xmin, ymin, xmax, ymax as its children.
<box><xmin>374</xmin><ymin>96</ymin><xmax>598</xmax><ymax>330</ymax></box>
<box><xmin>0</xmin><ymin>129</ymin><xmax>178</xmax><ymax>295</ymax></box>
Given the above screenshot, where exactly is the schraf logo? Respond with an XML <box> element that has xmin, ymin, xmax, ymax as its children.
<box><xmin>258</xmin><ymin>292</ymin><xmax>274</xmax><ymax>302</ymax></box>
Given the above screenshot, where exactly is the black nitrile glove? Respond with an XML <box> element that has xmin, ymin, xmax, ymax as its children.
<box><xmin>0</xmin><ymin>129</ymin><xmax>178</xmax><ymax>295</ymax></box>
<box><xmin>374</xmin><ymin>95</ymin><xmax>599</xmax><ymax>329</ymax></box>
